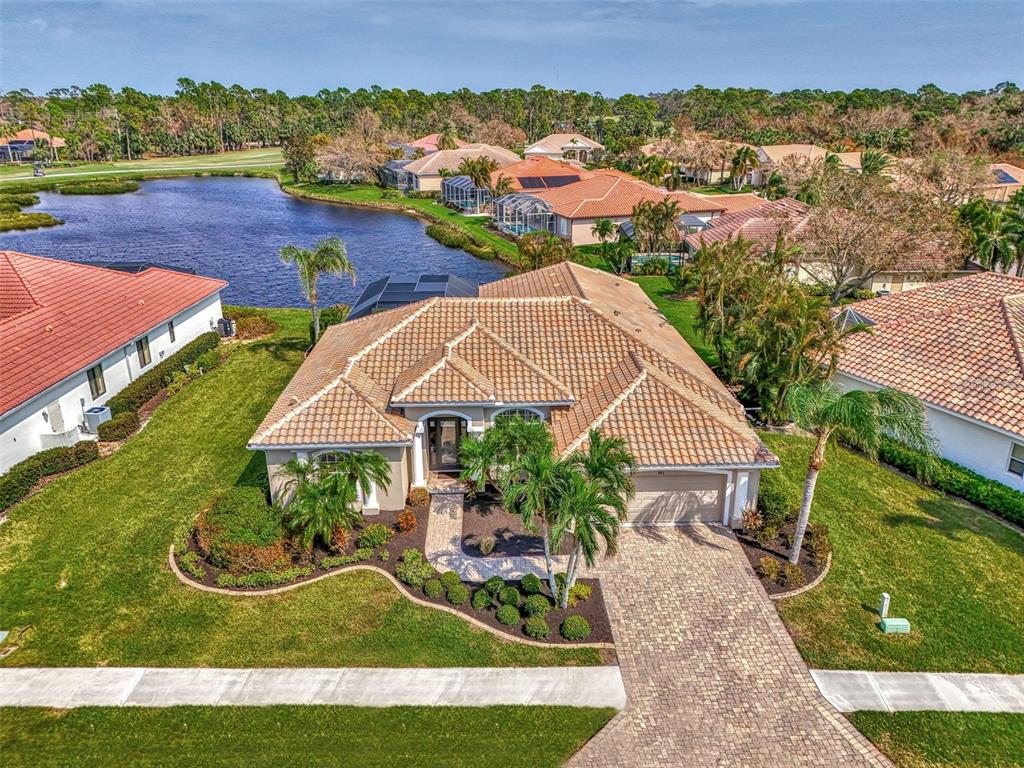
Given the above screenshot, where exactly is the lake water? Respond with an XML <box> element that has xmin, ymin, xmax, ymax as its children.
<box><xmin>0</xmin><ymin>177</ymin><xmax>508</xmax><ymax>307</ymax></box>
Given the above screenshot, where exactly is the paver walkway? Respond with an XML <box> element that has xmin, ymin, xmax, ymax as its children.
<box><xmin>425</xmin><ymin>492</ymin><xmax>568</xmax><ymax>580</ymax></box>
<box><xmin>0</xmin><ymin>666</ymin><xmax>626</xmax><ymax>709</ymax></box>
<box><xmin>812</xmin><ymin>670</ymin><xmax>1024</xmax><ymax>713</ymax></box>
<box><xmin>567</xmin><ymin>526</ymin><xmax>893</xmax><ymax>768</ymax></box>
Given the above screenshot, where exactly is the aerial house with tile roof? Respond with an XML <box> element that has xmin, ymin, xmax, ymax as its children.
<box><xmin>249</xmin><ymin>262</ymin><xmax>777</xmax><ymax>524</ymax></box>
<box><xmin>833</xmin><ymin>273</ymin><xmax>1024</xmax><ymax>491</ymax></box>
<box><xmin>0</xmin><ymin>252</ymin><xmax>226</xmax><ymax>473</ymax></box>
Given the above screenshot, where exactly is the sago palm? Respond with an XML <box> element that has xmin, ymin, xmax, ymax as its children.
<box><xmin>279</xmin><ymin>237</ymin><xmax>356</xmax><ymax>343</ymax></box>
<box><xmin>859</xmin><ymin>149</ymin><xmax>891</xmax><ymax>177</ymax></box>
<box><xmin>277</xmin><ymin>458</ymin><xmax>362</xmax><ymax>550</ymax></box>
<box><xmin>784</xmin><ymin>382</ymin><xmax>934</xmax><ymax>564</ymax></box>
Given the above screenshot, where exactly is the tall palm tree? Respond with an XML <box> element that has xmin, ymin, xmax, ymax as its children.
<box><xmin>437</xmin><ymin>122</ymin><xmax>460</xmax><ymax>150</ymax></box>
<box><xmin>591</xmin><ymin>218</ymin><xmax>617</xmax><ymax>267</ymax></box>
<box><xmin>784</xmin><ymin>382</ymin><xmax>934</xmax><ymax>564</ymax></box>
<box><xmin>457</xmin><ymin>156</ymin><xmax>499</xmax><ymax>189</ymax></box>
<box><xmin>959</xmin><ymin>199</ymin><xmax>1022</xmax><ymax>274</ymax></box>
<box><xmin>730</xmin><ymin>146</ymin><xmax>759</xmax><ymax>190</ymax></box>
<box><xmin>276</xmin><ymin>458</ymin><xmax>362</xmax><ymax>550</ymax></box>
<box><xmin>549</xmin><ymin>469</ymin><xmax>621</xmax><ymax>608</ymax></box>
<box><xmin>569</xmin><ymin>429</ymin><xmax>637</xmax><ymax>520</ymax></box>
<box><xmin>859</xmin><ymin>149</ymin><xmax>891</xmax><ymax>177</ymax></box>
<box><xmin>279</xmin><ymin>237</ymin><xmax>356</xmax><ymax>343</ymax></box>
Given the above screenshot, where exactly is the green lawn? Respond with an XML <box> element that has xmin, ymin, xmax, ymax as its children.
<box><xmin>766</xmin><ymin>434</ymin><xmax>1024</xmax><ymax>673</ymax></box>
<box><xmin>1</xmin><ymin>706</ymin><xmax>614</xmax><ymax>768</ymax></box>
<box><xmin>0</xmin><ymin>148</ymin><xmax>284</xmax><ymax>183</ymax></box>
<box><xmin>849</xmin><ymin>712</ymin><xmax>1024</xmax><ymax>768</ymax></box>
<box><xmin>0</xmin><ymin>309</ymin><xmax>600</xmax><ymax>668</ymax></box>
<box><xmin>631</xmin><ymin>278</ymin><xmax>717</xmax><ymax>366</ymax></box>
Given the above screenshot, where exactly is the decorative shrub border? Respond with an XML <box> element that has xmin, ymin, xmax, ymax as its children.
<box><xmin>167</xmin><ymin>544</ymin><xmax>615</xmax><ymax>651</ymax></box>
<box><xmin>769</xmin><ymin>551</ymin><xmax>832</xmax><ymax>601</ymax></box>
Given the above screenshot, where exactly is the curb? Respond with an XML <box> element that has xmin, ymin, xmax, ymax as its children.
<box><xmin>769</xmin><ymin>551</ymin><xmax>832</xmax><ymax>601</ymax></box>
<box><xmin>168</xmin><ymin>546</ymin><xmax>615</xmax><ymax>652</ymax></box>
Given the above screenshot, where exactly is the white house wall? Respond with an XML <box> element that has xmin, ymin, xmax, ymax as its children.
<box><xmin>0</xmin><ymin>293</ymin><xmax>222</xmax><ymax>474</ymax></box>
<box><xmin>833</xmin><ymin>372</ymin><xmax>1024</xmax><ymax>492</ymax></box>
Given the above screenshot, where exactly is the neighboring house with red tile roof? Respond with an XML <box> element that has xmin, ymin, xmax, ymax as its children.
<box><xmin>384</xmin><ymin>144</ymin><xmax>520</xmax><ymax>192</ymax></box>
<box><xmin>833</xmin><ymin>273</ymin><xmax>1024</xmax><ymax>491</ymax></box>
<box><xmin>249</xmin><ymin>262</ymin><xmax>777</xmax><ymax>524</ymax></box>
<box><xmin>0</xmin><ymin>252</ymin><xmax>225</xmax><ymax>473</ymax></box>
<box><xmin>524</xmin><ymin>133</ymin><xmax>603</xmax><ymax>164</ymax></box>
<box><xmin>0</xmin><ymin>128</ymin><xmax>67</xmax><ymax>162</ymax></box>
<box><xmin>404</xmin><ymin>133</ymin><xmax>469</xmax><ymax>154</ymax></box>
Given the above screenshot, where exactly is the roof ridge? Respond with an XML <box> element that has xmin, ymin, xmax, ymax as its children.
<box><xmin>0</xmin><ymin>251</ymin><xmax>41</xmax><ymax>313</ymax></box>
<box><xmin>342</xmin><ymin>376</ymin><xmax>413</xmax><ymax>441</ymax></box>
<box><xmin>1001</xmin><ymin>295</ymin><xmax>1024</xmax><ymax>379</ymax></box>
<box><xmin>561</xmin><ymin>353</ymin><xmax>647</xmax><ymax>455</ymax></box>
<box><xmin>446</xmin><ymin>352</ymin><xmax>497</xmax><ymax>399</ymax></box>
<box><xmin>471</xmin><ymin>322</ymin><xmax>575</xmax><ymax>398</ymax></box>
<box><xmin>345</xmin><ymin>297</ymin><xmax>438</xmax><ymax>377</ymax></box>
<box><xmin>392</xmin><ymin>345</ymin><xmax>448</xmax><ymax>402</ymax></box>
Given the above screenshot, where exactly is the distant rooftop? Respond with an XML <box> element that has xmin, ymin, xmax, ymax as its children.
<box><xmin>349</xmin><ymin>274</ymin><xmax>479</xmax><ymax>320</ymax></box>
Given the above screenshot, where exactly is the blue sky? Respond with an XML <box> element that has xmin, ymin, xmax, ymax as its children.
<box><xmin>1</xmin><ymin>1</ymin><xmax>1020</xmax><ymax>95</ymax></box>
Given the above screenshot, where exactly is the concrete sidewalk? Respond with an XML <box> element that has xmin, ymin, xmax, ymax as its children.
<box><xmin>0</xmin><ymin>666</ymin><xmax>626</xmax><ymax>709</ymax></box>
<box><xmin>812</xmin><ymin>670</ymin><xmax>1024</xmax><ymax>712</ymax></box>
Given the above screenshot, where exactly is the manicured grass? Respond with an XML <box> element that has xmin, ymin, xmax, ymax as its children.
<box><xmin>765</xmin><ymin>433</ymin><xmax>1024</xmax><ymax>673</ymax></box>
<box><xmin>849</xmin><ymin>712</ymin><xmax>1024</xmax><ymax>768</ymax></box>
<box><xmin>0</xmin><ymin>148</ymin><xmax>284</xmax><ymax>183</ymax></box>
<box><xmin>1</xmin><ymin>706</ymin><xmax>615</xmax><ymax>768</ymax></box>
<box><xmin>631</xmin><ymin>277</ymin><xmax>718</xmax><ymax>367</ymax></box>
<box><xmin>0</xmin><ymin>309</ymin><xmax>601</xmax><ymax>668</ymax></box>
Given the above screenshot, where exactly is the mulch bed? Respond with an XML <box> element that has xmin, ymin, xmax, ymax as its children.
<box><xmin>175</xmin><ymin>502</ymin><xmax>613</xmax><ymax>649</ymax></box>
<box><xmin>734</xmin><ymin>522</ymin><xmax>827</xmax><ymax>596</ymax></box>
<box><xmin>461</xmin><ymin>490</ymin><xmax>571</xmax><ymax>558</ymax></box>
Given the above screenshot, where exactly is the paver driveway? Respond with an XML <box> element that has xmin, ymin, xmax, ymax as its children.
<box><xmin>568</xmin><ymin>525</ymin><xmax>892</xmax><ymax>768</ymax></box>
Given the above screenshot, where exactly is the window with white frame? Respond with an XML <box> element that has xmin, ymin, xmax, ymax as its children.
<box><xmin>87</xmin><ymin>364</ymin><xmax>106</xmax><ymax>399</ymax></box>
<box><xmin>494</xmin><ymin>408</ymin><xmax>541</xmax><ymax>424</ymax></box>
<box><xmin>1009</xmin><ymin>443</ymin><xmax>1024</xmax><ymax>477</ymax></box>
<box><xmin>135</xmin><ymin>336</ymin><xmax>151</xmax><ymax>367</ymax></box>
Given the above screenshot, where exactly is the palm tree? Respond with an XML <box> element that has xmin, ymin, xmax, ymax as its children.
<box><xmin>458</xmin><ymin>432</ymin><xmax>497</xmax><ymax>491</ymax></box>
<box><xmin>279</xmin><ymin>237</ymin><xmax>356</xmax><ymax>343</ymax></box>
<box><xmin>784</xmin><ymin>382</ymin><xmax>935</xmax><ymax>564</ymax></box>
<box><xmin>730</xmin><ymin>146</ymin><xmax>759</xmax><ymax>190</ymax></box>
<box><xmin>591</xmin><ymin>218</ymin><xmax>617</xmax><ymax>267</ymax></box>
<box><xmin>959</xmin><ymin>199</ymin><xmax>1022</xmax><ymax>274</ymax></box>
<box><xmin>568</xmin><ymin>429</ymin><xmax>637</xmax><ymax>520</ymax></box>
<box><xmin>608</xmin><ymin>239</ymin><xmax>635</xmax><ymax>275</ymax></box>
<box><xmin>549</xmin><ymin>469</ymin><xmax>621</xmax><ymax>608</ymax></box>
<box><xmin>437</xmin><ymin>122</ymin><xmax>460</xmax><ymax>150</ymax></box>
<box><xmin>457</xmin><ymin>156</ymin><xmax>499</xmax><ymax>189</ymax></box>
<box><xmin>326</xmin><ymin>450</ymin><xmax>391</xmax><ymax>504</ymax></box>
<box><xmin>859</xmin><ymin>149</ymin><xmax>891</xmax><ymax>177</ymax></box>
<box><xmin>635</xmin><ymin>154</ymin><xmax>671</xmax><ymax>186</ymax></box>
<box><xmin>276</xmin><ymin>458</ymin><xmax>362</xmax><ymax>550</ymax></box>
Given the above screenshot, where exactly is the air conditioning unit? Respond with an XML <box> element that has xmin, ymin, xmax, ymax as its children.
<box><xmin>217</xmin><ymin>317</ymin><xmax>236</xmax><ymax>338</ymax></box>
<box><xmin>84</xmin><ymin>406</ymin><xmax>112</xmax><ymax>433</ymax></box>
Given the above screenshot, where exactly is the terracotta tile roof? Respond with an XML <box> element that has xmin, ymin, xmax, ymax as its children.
<box><xmin>525</xmin><ymin>133</ymin><xmax>603</xmax><ymax>154</ymax></box>
<box><xmin>406</xmin><ymin>133</ymin><xmax>469</xmax><ymax>153</ymax></box>
<box><xmin>489</xmin><ymin>157</ymin><xmax>585</xmax><ymax>191</ymax></box>
<box><xmin>0</xmin><ymin>252</ymin><xmax>225</xmax><ymax>416</ymax></box>
<box><xmin>836</xmin><ymin>272</ymin><xmax>1024</xmax><ymax>436</ymax></box>
<box><xmin>251</xmin><ymin>262</ymin><xmax>775</xmax><ymax>468</ymax></box>
<box><xmin>531</xmin><ymin>174</ymin><xmax>726</xmax><ymax>219</ymax></box>
<box><xmin>694</xmin><ymin>192</ymin><xmax>767</xmax><ymax>214</ymax></box>
<box><xmin>0</xmin><ymin>128</ymin><xmax>66</xmax><ymax>148</ymax></box>
<box><xmin>758</xmin><ymin>144</ymin><xmax>829</xmax><ymax>164</ymax></box>
<box><xmin>684</xmin><ymin>198</ymin><xmax>810</xmax><ymax>250</ymax></box>
<box><xmin>402</xmin><ymin>144</ymin><xmax>520</xmax><ymax>176</ymax></box>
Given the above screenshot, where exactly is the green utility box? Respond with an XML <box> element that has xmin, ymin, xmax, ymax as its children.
<box><xmin>880</xmin><ymin>617</ymin><xmax>911</xmax><ymax>634</ymax></box>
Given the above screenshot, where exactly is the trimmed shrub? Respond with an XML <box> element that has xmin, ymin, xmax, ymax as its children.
<box><xmin>471</xmin><ymin>588</ymin><xmax>492</xmax><ymax>611</ymax></box>
<box><xmin>520</xmin><ymin>573</ymin><xmax>543</xmax><ymax>594</ymax></box>
<box><xmin>0</xmin><ymin>441</ymin><xmax>99</xmax><ymax>511</ymax></box>
<box><xmin>198</xmin><ymin>487</ymin><xmax>288</xmax><ymax>574</ymax></box>
<box><xmin>379</xmin><ymin>550</ymin><xmax>390</xmax><ymax>562</ymax></box>
<box><xmin>759</xmin><ymin>556</ymin><xmax>782</xmax><ymax>583</ymax></box>
<box><xmin>107</xmin><ymin>332</ymin><xmax>220</xmax><ymax>416</ymax></box>
<box><xmin>395</xmin><ymin>548</ymin><xmax>434</xmax><ymax>587</ymax></box>
<box><xmin>757</xmin><ymin>478</ymin><xmax>796</xmax><ymax>529</ymax></box>
<box><xmin>484</xmin><ymin>575</ymin><xmax>505</xmax><ymax>596</ymax></box>
<box><xmin>396</xmin><ymin>508</ymin><xmax>418</xmax><ymax>533</ymax></box>
<box><xmin>523</xmin><ymin>593</ymin><xmax>552</xmax><ymax>617</ymax></box>
<box><xmin>224</xmin><ymin>306</ymin><xmax>278</xmax><ymax>340</ymax></box>
<box><xmin>631</xmin><ymin>257</ymin><xmax>670</xmax><ymax>276</ymax></box>
<box><xmin>216</xmin><ymin>566</ymin><xmax>312</xmax><ymax>589</ymax></box>
<box><xmin>406</xmin><ymin>190</ymin><xmax>440</xmax><ymax>199</ymax></box>
<box><xmin>568</xmin><ymin>582</ymin><xmax>592</xmax><ymax>607</ymax></box>
<box><xmin>178</xmin><ymin>550</ymin><xmax>206</xmax><ymax>580</ymax></box>
<box><xmin>782</xmin><ymin>563</ymin><xmax>806</xmax><ymax>587</ymax></box>
<box><xmin>754</xmin><ymin>525</ymin><xmax>780</xmax><ymax>547</ymax></box>
<box><xmin>498</xmin><ymin>586</ymin><xmax>521</xmax><ymax>606</ymax></box>
<box><xmin>560</xmin><ymin>615</ymin><xmax>592</xmax><ymax>641</ymax></box>
<box><xmin>357</xmin><ymin>523</ymin><xmax>393</xmax><ymax>549</ymax></box>
<box><xmin>97</xmin><ymin>411</ymin><xmax>140</xmax><ymax>441</ymax></box>
<box><xmin>439</xmin><ymin>570</ymin><xmax>462</xmax><ymax>590</ymax></box>
<box><xmin>319</xmin><ymin>547</ymin><xmax>373</xmax><ymax>568</ymax></box>
<box><xmin>406</xmin><ymin>487</ymin><xmax>430</xmax><ymax>511</ymax></box>
<box><xmin>446</xmin><ymin>583</ymin><xmax>469</xmax><ymax>606</ymax></box>
<box><xmin>426</xmin><ymin>222</ymin><xmax>470</xmax><ymax>249</ymax></box>
<box><xmin>524</xmin><ymin>616</ymin><xmax>551</xmax><ymax>639</ymax></box>
<box><xmin>478</xmin><ymin>536</ymin><xmax>496</xmax><ymax>556</ymax></box>
<box><xmin>879</xmin><ymin>437</ymin><xmax>1024</xmax><ymax>527</ymax></box>
<box><xmin>195</xmin><ymin>348</ymin><xmax>223</xmax><ymax>372</ymax></box>
<box><xmin>423</xmin><ymin>578</ymin><xmax>443</xmax><ymax>599</ymax></box>
<box><xmin>495</xmin><ymin>604</ymin><xmax>521</xmax><ymax>626</ymax></box>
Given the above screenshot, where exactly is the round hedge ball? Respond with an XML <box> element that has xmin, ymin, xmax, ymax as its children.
<box><xmin>423</xmin><ymin>579</ymin><xmax>443</xmax><ymax>599</ymax></box>
<box><xmin>446</xmin><ymin>583</ymin><xmax>469</xmax><ymax>606</ymax></box>
<box><xmin>495</xmin><ymin>604</ymin><xmax>521</xmax><ymax>626</ymax></box>
<box><xmin>484</xmin><ymin>575</ymin><xmax>505</xmax><ymax>596</ymax></box>
<box><xmin>520</xmin><ymin>573</ymin><xmax>543</xmax><ymax>594</ymax></box>
<box><xmin>523</xmin><ymin>593</ymin><xmax>552</xmax><ymax>617</ymax></box>
<box><xmin>498</xmin><ymin>586</ymin><xmax>521</xmax><ymax>607</ymax></box>
<box><xmin>524</xmin><ymin>615</ymin><xmax>550</xmax><ymax>639</ymax></box>
<box><xmin>439</xmin><ymin>570</ymin><xmax>461</xmax><ymax>590</ymax></box>
<box><xmin>560</xmin><ymin>615</ymin><xmax>592</xmax><ymax>641</ymax></box>
<box><xmin>471</xmin><ymin>588</ymin><xmax>492</xmax><ymax>611</ymax></box>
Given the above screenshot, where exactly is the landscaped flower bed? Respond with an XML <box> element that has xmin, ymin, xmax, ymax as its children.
<box><xmin>461</xmin><ymin>489</ymin><xmax>571</xmax><ymax>558</ymax></box>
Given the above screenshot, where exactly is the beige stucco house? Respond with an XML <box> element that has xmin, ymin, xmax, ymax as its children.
<box><xmin>524</xmin><ymin>133</ymin><xmax>603</xmax><ymax>164</ymax></box>
<box><xmin>249</xmin><ymin>263</ymin><xmax>777</xmax><ymax>525</ymax></box>
<box><xmin>390</xmin><ymin>144</ymin><xmax>520</xmax><ymax>192</ymax></box>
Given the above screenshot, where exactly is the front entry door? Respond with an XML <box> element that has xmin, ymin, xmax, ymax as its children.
<box><xmin>426</xmin><ymin>417</ymin><xmax>466</xmax><ymax>471</ymax></box>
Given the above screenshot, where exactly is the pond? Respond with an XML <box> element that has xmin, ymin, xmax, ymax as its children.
<box><xmin>0</xmin><ymin>177</ymin><xmax>508</xmax><ymax>307</ymax></box>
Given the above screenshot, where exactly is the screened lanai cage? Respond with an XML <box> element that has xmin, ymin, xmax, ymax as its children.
<box><xmin>381</xmin><ymin>159</ymin><xmax>413</xmax><ymax>189</ymax></box>
<box><xmin>441</xmin><ymin>175</ymin><xmax>492</xmax><ymax>214</ymax></box>
<box><xmin>493</xmin><ymin>193</ymin><xmax>554</xmax><ymax>236</ymax></box>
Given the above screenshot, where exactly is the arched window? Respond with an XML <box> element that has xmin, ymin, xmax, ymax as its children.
<box><xmin>493</xmin><ymin>408</ymin><xmax>543</xmax><ymax>425</ymax></box>
<box><xmin>316</xmin><ymin>451</ymin><xmax>342</xmax><ymax>468</ymax></box>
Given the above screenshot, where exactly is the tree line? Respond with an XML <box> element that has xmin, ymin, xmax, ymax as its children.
<box><xmin>2</xmin><ymin>79</ymin><xmax>1021</xmax><ymax>163</ymax></box>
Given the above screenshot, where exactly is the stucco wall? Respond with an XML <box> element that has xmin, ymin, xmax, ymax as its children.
<box><xmin>0</xmin><ymin>293</ymin><xmax>222</xmax><ymax>474</ymax></box>
<box><xmin>833</xmin><ymin>372</ymin><xmax>1024</xmax><ymax>492</ymax></box>
<box><xmin>413</xmin><ymin>174</ymin><xmax>443</xmax><ymax>192</ymax></box>
<box><xmin>562</xmin><ymin>216</ymin><xmax>629</xmax><ymax>245</ymax></box>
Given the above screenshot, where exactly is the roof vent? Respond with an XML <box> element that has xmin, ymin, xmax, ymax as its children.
<box><xmin>138</xmin><ymin>299</ymin><xmax>145</xmax><ymax>306</ymax></box>
<box><xmin>44</xmin><ymin>324</ymin><xmax>53</xmax><ymax>333</ymax></box>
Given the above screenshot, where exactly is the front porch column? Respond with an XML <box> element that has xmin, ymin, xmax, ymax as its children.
<box><xmin>731</xmin><ymin>471</ymin><xmax>750</xmax><ymax>527</ymax></box>
<box><xmin>467</xmin><ymin>424</ymin><xmax>485</xmax><ymax>434</ymax></box>
<box><xmin>411</xmin><ymin>425</ymin><xmax>426</xmax><ymax>487</ymax></box>
<box><xmin>363</xmin><ymin>481</ymin><xmax>380</xmax><ymax>515</ymax></box>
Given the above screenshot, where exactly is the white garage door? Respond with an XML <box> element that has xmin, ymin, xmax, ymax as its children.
<box><xmin>628</xmin><ymin>472</ymin><xmax>725</xmax><ymax>525</ymax></box>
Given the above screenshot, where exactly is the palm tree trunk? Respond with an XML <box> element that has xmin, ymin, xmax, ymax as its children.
<box><xmin>560</xmin><ymin>545</ymin><xmax>581</xmax><ymax>609</ymax></box>
<box><xmin>541</xmin><ymin>517</ymin><xmax>558</xmax><ymax>598</ymax></box>
<box><xmin>311</xmin><ymin>299</ymin><xmax>320</xmax><ymax>342</ymax></box>
<box><xmin>790</xmin><ymin>431</ymin><xmax>828</xmax><ymax>564</ymax></box>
